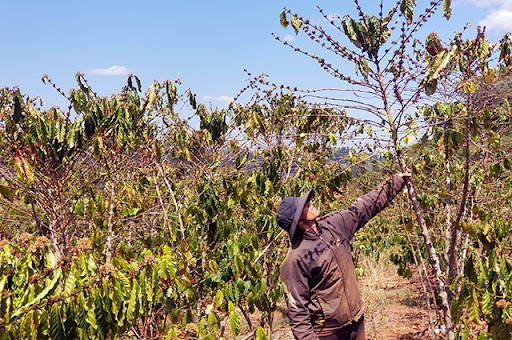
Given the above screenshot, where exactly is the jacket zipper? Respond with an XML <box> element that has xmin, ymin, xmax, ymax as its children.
<box><xmin>318</xmin><ymin>233</ymin><xmax>355</xmax><ymax>322</ymax></box>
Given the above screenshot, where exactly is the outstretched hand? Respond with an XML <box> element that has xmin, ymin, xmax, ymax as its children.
<box><xmin>398</xmin><ymin>171</ymin><xmax>412</xmax><ymax>179</ymax></box>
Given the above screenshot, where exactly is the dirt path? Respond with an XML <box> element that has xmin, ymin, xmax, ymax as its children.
<box><xmin>363</xmin><ymin>273</ymin><xmax>436</xmax><ymax>340</ymax></box>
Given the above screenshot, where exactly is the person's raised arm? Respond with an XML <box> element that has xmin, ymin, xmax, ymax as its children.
<box><xmin>327</xmin><ymin>172</ymin><xmax>410</xmax><ymax>240</ymax></box>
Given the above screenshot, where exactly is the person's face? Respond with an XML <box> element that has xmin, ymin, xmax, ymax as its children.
<box><xmin>300</xmin><ymin>201</ymin><xmax>320</xmax><ymax>222</ymax></box>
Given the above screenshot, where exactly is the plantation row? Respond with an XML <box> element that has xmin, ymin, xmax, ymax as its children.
<box><xmin>2</xmin><ymin>1</ymin><xmax>512</xmax><ymax>339</ymax></box>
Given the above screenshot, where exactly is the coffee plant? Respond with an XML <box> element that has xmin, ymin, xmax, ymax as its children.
<box><xmin>2</xmin><ymin>1</ymin><xmax>512</xmax><ymax>339</ymax></box>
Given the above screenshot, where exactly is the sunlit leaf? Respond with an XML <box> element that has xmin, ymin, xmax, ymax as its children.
<box><xmin>443</xmin><ymin>0</ymin><xmax>452</xmax><ymax>20</ymax></box>
<box><xmin>14</xmin><ymin>156</ymin><xmax>34</xmax><ymax>184</ymax></box>
<box><xmin>291</xmin><ymin>15</ymin><xmax>302</xmax><ymax>35</ymax></box>
<box><xmin>253</xmin><ymin>110</ymin><xmax>265</xmax><ymax>133</ymax></box>
<box><xmin>228</xmin><ymin>301</ymin><xmax>240</xmax><ymax>337</ymax></box>
<box><xmin>256</xmin><ymin>327</ymin><xmax>268</xmax><ymax>340</ymax></box>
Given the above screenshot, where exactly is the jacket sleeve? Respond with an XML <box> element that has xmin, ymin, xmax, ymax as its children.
<box><xmin>328</xmin><ymin>174</ymin><xmax>406</xmax><ymax>240</ymax></box>
<box><xmin>281</xmin><ymin>257</ymin><xmax>320</xmax><ymax>340</ymax></box>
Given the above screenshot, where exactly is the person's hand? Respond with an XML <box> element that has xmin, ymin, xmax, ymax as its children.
<box><xmin>398</xmin><ymin>170</ymin><xmax>412</xmax><ymax>179</ymax></box>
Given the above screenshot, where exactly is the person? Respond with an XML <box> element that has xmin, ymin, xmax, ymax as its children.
<box><xmin>276</xmin><ymin>172</ymin><xmax>411</xmax><ymax>340</ymax></box>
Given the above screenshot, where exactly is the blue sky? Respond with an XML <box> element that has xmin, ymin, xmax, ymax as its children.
<box><xmin>1</xmin><ymin>1</ymin><xmax>511</xmax><ymax>112</ymax></box>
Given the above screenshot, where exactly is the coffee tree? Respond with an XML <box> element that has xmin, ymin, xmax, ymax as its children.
<box><xmin>237</xmin><ymin>0</ymin><xmax>512</xmax><ymax>338</ymax></box>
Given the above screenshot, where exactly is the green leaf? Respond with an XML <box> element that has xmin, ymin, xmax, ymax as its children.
<box><xmin>44</xmin><ymin>248</ymin><xmax>56</xmax><ymax>268</ymax></box>
<box><xmin>356</xmin><ymin>58</ymin><xmax>369</xmax><ymax>77</ymax></box>
<box><xmin>112</xmin><ymin>285</ymin><xmax>124</xmax><ymax>326</ymax></box>
<box><xmin>342</xmin><ymin>17</ymin><xmax>358</xmax><ymax>43</ymax></box>
<box><xmin>134</xmin><ymin>75</ymin><xmax>142</xmax><ymax>92</ymax></box>
<box><xmin>76</xmin><ymin>72</ymin><xmax>89</xmax><ymax>96</ymax></box>
<box><xmin>214</xmin><ymin>289</ymin><xmax>224</xmax><ymax>308</ymax></box>
<box><xmin>400</xmin><ymin>0</ymin><xmax>414</xmax><ymax>25</ymax></box>
<box><xmin>187</xmin><ymin>89</ymin><xmax>197</xmax><ymax>109</ymax></box>
<box><xmin>256</xmin><ymin>326</ymin><xmax>268</xmax><ymax>340</ymax></box>
<box><xmin>24</xmin><ymin>310</ymin><xmax>37</xmax><ymax>339</ymax></box>
<box><xmin>13</xmin><ymin>94</ymin><xmax>23</xmax><ymax>124</ymax></box>
<box><xmin>11</xmin><ymin>269</ymin><xmax>62</xmax><ymax>320</ymax></box>
<box><xmin>0</xmin><ymin>184</ymin><xmax>13</xmax><ymax>202</ymax></box>
<box><xmin>424</xmin><ymin>79</ymin><xmax>437</xmax><ymax>96</ymax></box>
<box><xmin>463</xmin><ymin>322</ymin><xmax>470</xmax><ymax>340</ymax></box>
<box><xmin>228</xmin><ymin>301</ymin><xmax>240</xmax><ymax>337</ymax></box>
<box><xmin>479</xmin><ymin>37</ymin><xmax>490</xmax><ymax>62</ymax></box>
<box><xmin>14</xmin><ymin>156</ymin><xmax>34</xmax><ymax>184</ymax></box>
<box><xmin>85</xmin><ymin>298</ymin><xmax>98</xmax><ymax>331</ymax></box>
<box><xmin>463</xmin><ymin>81</ymin><xmax>476</xmax><ymax>94</ymax></box>
<box><xmin>157</xmin><ymin>254</ymin><xmax>177</xmax><ymax>280</ymax></box>
<box><xmin>38</xmin><ymin>118</ymin><xmax>49</xmax><ymax>144</ymax></box>
<box><xmin>0</xmin><ymin>275</ymin><xmax>7</xmax><ymax>296</ymax></box>
<box><xmin>328</xmin><ymin>133</ymin><xmax>337</xmax><ymax>146</ymax></box>
<box><xmin>490</xmin><ymin>319</ymin><xmax>510</xmax><ymax>340</ymax></box>
<box><xmin>85</xmin><ymin>113</ymin><xmax>96</xmax><ymax>137</ymax></box>
<box><xmin>253</xmin><ymin>110</ymin><xmax>265</xmax><ymax>133</ymax></box>
<box><xmin>207</xmin><ymin>312</ymin><xmax>219</xmax><ymax>331</ymax></box>
<box><xmin>63</xmin><ymin>270</ymin><xmax>76</xmax><ymax>296</ymax></box>
<box><xmin>279</xmin><ymin>11</ymin><xmax>289</xmax><ymax>29</ymax></box>
<box><xmin>67</xmin><ymin>125</ymin><xmax>78</xmax><ymax>149</ymax></box>
<box><xmin>443</xmin><ymin>0</ymin><xmax>452</xmax><ymax>20</ymax></box>
<box><xmin>165</xmin><ymin>81</ymin><xmax>177</xmax><ymax>106</ymax></box>
<box><xmin>451</xmin><ymin>295</ymin><xmax>463</xmax><ymax>323</ymax></box>
<box><xmin>93</xmin><ymin>137</ymin><xmax>101</xmax><ymax>160</ymax></box>
<box><xmin>236</xmin><ymin>151</ymin><xmax>249</xmax><ymax>169</ymax></box>
<box><xmin>467</xmin><ymin>286</ymin><xmax>480</xmax><ymax>323</ymax></box>
<box><xmin>126</xmin><ymin>282</ymin><xmax>138</xmax><ymax>324</ymax></box>
<box><xmin>127</xmin><ymin>74</ymin><xmax>142</xmax><ymax>92</ymax></box>
<box><xmin>50</xmin><ymin>303</ymin><xmax>64</xmax><ymax>340</ymax></box>
<box><xmin>464</xmin><ymin>254</ymin><xmax>477</xmax><ymax>283</ymax></box>
<box><xmin>481</xmin><ymin>291</ymin><xmax>493</xmax><ymax>316</ymax></box>
<box><xmin>430</xmin><ymin>50</ymin><xmax>452</xmax><ymax>80</ymax></box>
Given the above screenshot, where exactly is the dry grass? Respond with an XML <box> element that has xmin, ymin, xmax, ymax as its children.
<box><xmin>358</xmin><ymin>251</ymin><xmax>435</xmax><ymax>339</ymax></box>
<box><xmin>358</xmin><ymin>251</ymin><xmax>412</xmax><ymax>313</ymax></box>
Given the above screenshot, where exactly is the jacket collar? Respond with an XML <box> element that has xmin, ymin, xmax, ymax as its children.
<box><xmin>290</xmin><ymin>222</ymin><xmax>322</xmax><ymax>248</ymax></box>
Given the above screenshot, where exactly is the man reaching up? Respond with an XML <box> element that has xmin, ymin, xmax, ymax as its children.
<box><xmin>277</xmin><ymin>172</ymin><xmax>411</xmax><ymax>340</ymax></box>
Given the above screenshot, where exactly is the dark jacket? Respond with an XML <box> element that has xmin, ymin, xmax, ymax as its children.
<box><xmin>280</xmin><ymin>175</ymin><xmax>406</xmax><ymax>339</ymax></box>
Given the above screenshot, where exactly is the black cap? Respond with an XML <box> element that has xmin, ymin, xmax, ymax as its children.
<box><xmin>276</xmin><ymin>190</ymin><xmax>313</xmax><ymax>240</ymax></box>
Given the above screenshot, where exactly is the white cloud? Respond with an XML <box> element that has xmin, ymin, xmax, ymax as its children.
<box><xmin>203</xmin><ymin>95</ymin><xmax>234</xmax><ymax>106</ymax></box>
<box><xmin>88</xmin><ymin>65</ymin><xmax>131</xmax><ymax>76</ymax></box>
<box><xmin>284</xmin><ymin>34</ymin><xmax>296</xmax><ymax>42</ymax></box>
<box><xmin>462</xmin><ymin>0</ymin><xmax>511</xmax><ymax>8</ymax></box>
<box><xmin>479</xmin><ymin>9</ymin><xmax>512</xmax><ymax>31</ymax></box>
<box><xmin>458</xmin><ymin>0</ymin><xmax>512</xmax><ymax>32</ymax></box>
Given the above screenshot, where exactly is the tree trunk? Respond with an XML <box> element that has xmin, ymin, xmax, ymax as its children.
<box><xmin>396</xmin><ymin>149</ymin><xmax>454</xmax><ymax>339</ymax></box>
<box><xmin>448</xmin><ymin>116</ymin><xmax>471</xmax><ymax>290</ymax></box>
<box><xmin>158</xmin><ymin>165</ymin><xmax>185</xmax><ymax>240</ymax></box>
<box><xmin>105</xmin><ymin>176</ymin><xmax>117</xmax><ymax>263</ymax></box>
<box><xmin>443</xmin><ymin>126</ymin><xmax>453</xmax><ymax>273</ymax></box>
<box><xmin>49</xmin><ymin>218</ymin><xmax>62</xmax><ymax>262</ymax></box>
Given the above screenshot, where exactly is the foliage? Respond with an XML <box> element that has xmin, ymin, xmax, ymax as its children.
<box><xmin>1</xmin><ymin>1</ymin><xmax>512</xmax><ymax>339</ymax></box>
<box><xmin>0</xmin><ymin>237</ymin><xmax>169</xmax><ymax>339</ymax></box>
<box><xmin>243</xmin><ymin>0</ymin><xmax>512</xmax><ymax>338</ymax></box>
